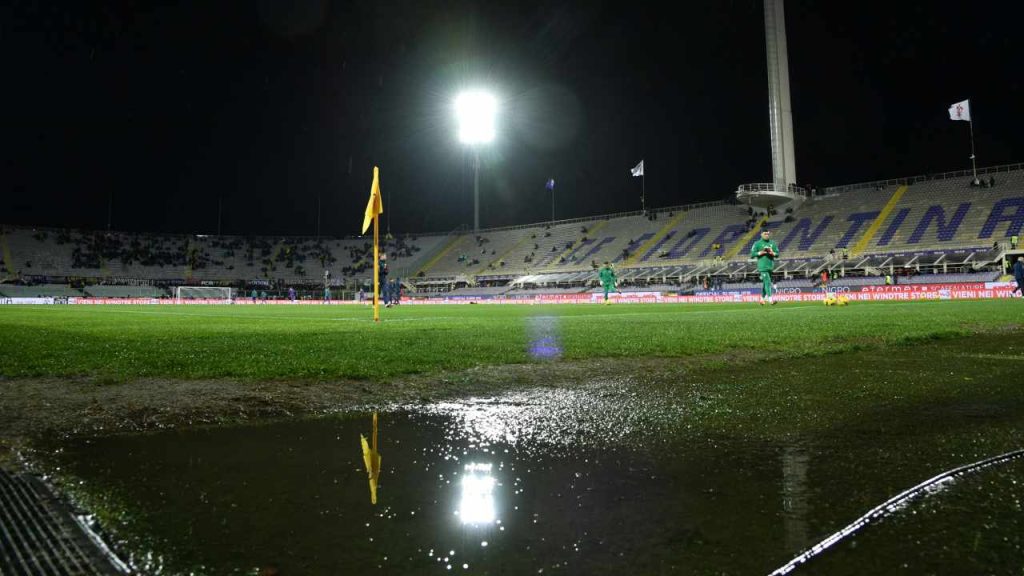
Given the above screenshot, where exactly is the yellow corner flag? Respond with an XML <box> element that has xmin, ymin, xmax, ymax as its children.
<box><xmin>361</xmin><ymin>167</ymin><xmax>383</xmax><ymax>321</ymax></box>
<box><xmin>361</xmin><ymin>167</ymin><xmax>383</xmax><ymax>235</ymax></box>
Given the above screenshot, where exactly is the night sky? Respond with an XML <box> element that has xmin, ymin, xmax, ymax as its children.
<box><xmin>3</xmin><ymin>0</ymin><xmax>1022</xmax><ymax>236</ymax></box>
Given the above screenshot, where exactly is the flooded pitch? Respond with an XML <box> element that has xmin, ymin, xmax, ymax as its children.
<box><xmin>43</xmin><ymin>374</ymin><xmax>1024</xmax><ymax>576</ymax></box>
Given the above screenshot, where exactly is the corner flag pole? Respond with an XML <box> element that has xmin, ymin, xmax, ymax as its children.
<box><xmin>642</xmin><ymin>171</ymin><xmax>646</xmax><ymax>213</ymax></box>
<box><xmin>362</xmin><ymin>166</ymin><xmax>383</xmax><ymax>322</ymax></box>
<box><xmin>373</xmin><ymin>207</ymin><xmax>380</xmax><ymax>322</ymax></box>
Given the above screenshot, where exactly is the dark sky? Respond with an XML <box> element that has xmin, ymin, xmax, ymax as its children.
<box><xmin>2</xmin><ymin>0</ymin><xmax>1022</xmax><ymax>236</ymax></box>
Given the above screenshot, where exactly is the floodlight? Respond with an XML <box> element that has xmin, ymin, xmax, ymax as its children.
<box><xmin>455</xmin><ymin>90</ymin><xmax>496</xmax><ymax>145</ymax></box>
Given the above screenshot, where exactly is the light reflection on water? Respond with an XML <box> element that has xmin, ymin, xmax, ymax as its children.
<box><xmin>527</xmin><ymin>315</ymin><xmax>562</xmax><ymax>359</ymax></box>
<box><xmin>42</xmin><ymin>397</ymin><xmax>797</xmax><ymax>575</ymax></box>
<box><xmin>457</xmin><ymin>463</ymin><xmax>496</xmax><ymax>526</ymax></box>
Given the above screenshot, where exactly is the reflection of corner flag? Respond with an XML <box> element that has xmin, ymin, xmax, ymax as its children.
<box><xmin>360</xmin><ymin>411</ymin><xmax>382</xmax><ymax>504</ymax></box>
<box><xmin>361</xmin><ymin>167</ymin><xmax>383</xmax><ymax>234</ymax></box>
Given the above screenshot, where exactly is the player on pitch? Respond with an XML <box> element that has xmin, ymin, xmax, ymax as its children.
<box><xmin>598</xmin><ymin>261</ymin><xmax>617</xmax><ymax>304</ymax></box>
<box><xmin>750</xmin><ymin>228</ymin><xmax>780</xmax><ymax>305</ymax></box>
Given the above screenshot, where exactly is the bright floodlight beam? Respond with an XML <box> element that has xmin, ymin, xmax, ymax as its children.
<box><xmin>455</xmin><ymin>91</ymin><xmax>496</xmax><ymax>144</ymax></box>
<box><xmin>455</xmin><ymin>90</ymin><xmax>497</xmax><ymax>230</ymax></box>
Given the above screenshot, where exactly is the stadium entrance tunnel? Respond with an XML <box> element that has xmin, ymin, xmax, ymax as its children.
<box><xmin>28</xmin><ymin>334</ymin><xmax>1024</xmax><ymax>575</ymax></box>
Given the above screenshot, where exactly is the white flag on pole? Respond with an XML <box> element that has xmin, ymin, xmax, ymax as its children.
<box><xmin>631</xmin><ymin>160</ymin><xmax>644</xmax><ymax>177</ymax></box>
<box><xmin>948</xmin><ymin>99</ymin><xmax>971</xmax><ymax>122</ymax></box>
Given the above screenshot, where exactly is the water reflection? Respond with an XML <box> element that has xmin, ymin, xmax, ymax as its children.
<box><xmin>782</xmin><ymin>446</ymin><xmax>810</xmax><ymax>552</ymax></box>
<box><xmin>360</xmin><ymin>411</ymin><xmax>382</xmax><ymax>504</ymax></box>
<box><xmin>40</xmin><ymin>383</ymin><xmax>1024</xmax><ymax>576</ymax></box>
<box><xmin>458</xmin><ymin>462</ymin><xmax>497</xmax><ymax>525</ymax></box>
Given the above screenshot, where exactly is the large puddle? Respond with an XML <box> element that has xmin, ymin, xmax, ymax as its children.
<box><xmin>42</xmin><ymin>380</ymin><xmax>1024</xmax><ymax>575</ymax></box>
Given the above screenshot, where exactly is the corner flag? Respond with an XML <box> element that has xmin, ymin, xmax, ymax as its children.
<box><xmin>361</xmin><ymin>167</ymin><xmax>383</xmax><ymax>234</ymax></box>
<box><xmin>361</xmin><ymin>167</ymin><xmax>383</xmax><ymax>322</ymax></box>
<box><xmin>631</xmin><ymin>160</ymin><xmax>644</xmax><ymax>177</ymax></box>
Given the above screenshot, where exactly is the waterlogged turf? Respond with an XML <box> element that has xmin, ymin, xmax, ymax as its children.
<box><xmin>0</xmin><ymin>300</ymin><xmax>1021</xmax><ymax>380</ymax></box>
<box><xmin>40</xmin><ymin>333</ymin><xmax>1024</xmax><ymax>575</ymax></box>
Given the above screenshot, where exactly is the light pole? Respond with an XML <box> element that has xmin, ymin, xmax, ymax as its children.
<box><xmin>455</xmin><ymin>90</ymin><xmax>496</xmax><ymax>231</ymax></box>
<box><xmin>472</xmin><ymin>148</ymin><xmax>480</xmax><ymax>231</ymax></box>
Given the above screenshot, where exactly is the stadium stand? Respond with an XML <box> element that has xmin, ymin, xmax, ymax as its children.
<box><xmin>0</xmin><ymin>284</ymin><xmax>84</xmax><ymax>298</ymax></box>
<box><xmin>83</xmin><ymin>285</ymin><xmax>169</xmax><ymax>298</ymax></box>
<box><xmin>2</xmin><ymin>164</ymin><xmax>1021</xmax><ymax>297</ymax></box>
<box><xmin>0</xmin><ymin>227</ymin><xmax>439</xmax><ymax>293</ymax></box>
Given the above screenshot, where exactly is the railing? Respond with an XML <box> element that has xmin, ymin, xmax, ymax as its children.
<box><xmin>736</xmin><ymin>183</ymin><xmax>809</xmax><ymax>197</ymax></box>
<box><xmin>822</xmin><ymin>162</ymin><xmax>1024</xmax><ymax>195</ymax></box>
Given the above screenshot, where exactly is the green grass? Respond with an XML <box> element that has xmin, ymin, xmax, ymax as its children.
<box><xmin>0</xmin><ymin>300</ymin><xmax>1020</xmax><ymax>381</ymax></box>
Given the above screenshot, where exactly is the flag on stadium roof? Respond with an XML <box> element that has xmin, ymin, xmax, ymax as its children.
<box><xmin>631</xmin><ymin>160</ymin><xmax>644</xmax><ymax>177</ymax></box>
<box><xmin>948</xmin><ymin>99</ymin><xmax>971</xmax><ymax>122</ymax></box>
<box><xmin>545</xmin><ymin>178</ymin><xmax>555</xmax><ymax>190</ymax></box>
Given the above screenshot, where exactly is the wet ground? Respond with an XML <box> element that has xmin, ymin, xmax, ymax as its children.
<box><xmin>801</xmin><ymin>458</ymin><xmax>1024</xmax><ymax>575</ymax></box>
<box><xmin>34</xmin><ymin>333</ymin><xmax>1024</xmax><ymax>575</ymax></box>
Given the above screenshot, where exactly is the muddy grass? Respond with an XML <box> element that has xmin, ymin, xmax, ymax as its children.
<box><xmin>0</xmin><ymin>357</ymin><xmax>670</xmax><ymax>459</ymax></box>
<box><xmin>2</xmin><ymin>327</ymin><xmax>1021</xmax><ymax>467</ymax></box>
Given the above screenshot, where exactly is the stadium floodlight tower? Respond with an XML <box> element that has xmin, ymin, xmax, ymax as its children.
<box><xmin>736</xmin><ymin>0</ymin><xmax>807</xmax><ymax>209</ymax></box>
<box><xmin>455</xmin><ymin>90</ymin><xmax>497</xmax><ymax>231</ymax></box>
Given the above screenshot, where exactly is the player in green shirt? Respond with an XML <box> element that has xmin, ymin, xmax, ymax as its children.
<box><xmin>598</xmin><ymin>262</ymin><xmax>617</xmax><ymax>304</ymax></box>
<box><xmin>750</xmin><ymin>229</ymin><xmax>780</xmax><ymax>305</ymax></box>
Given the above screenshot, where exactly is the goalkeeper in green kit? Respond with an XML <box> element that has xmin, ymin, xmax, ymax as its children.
<box><xmin>750</xmin><ymin>229</ymin><xmax>780</xmax><ymax>305</ymax></box>
<box><xmin>598</xmin><ymin>261</ymin><xmax>618</xmax><ymax>304</ymax></box>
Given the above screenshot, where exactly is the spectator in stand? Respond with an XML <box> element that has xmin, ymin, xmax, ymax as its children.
<box><xmin>379</xmin><ymin>253</ymin><xmax>390</xmax><ymax>307</ymax></box>
<box><xmin>1014</xmin><ymin>257</ymin><xmax>1024</xmax><ymax>297</ymax></box>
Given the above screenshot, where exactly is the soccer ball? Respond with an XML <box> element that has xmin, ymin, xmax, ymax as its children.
<box><xmin>825</xmin><ymin>294</ymin><xmax>850</xmax><ymax>307</ymax></box>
